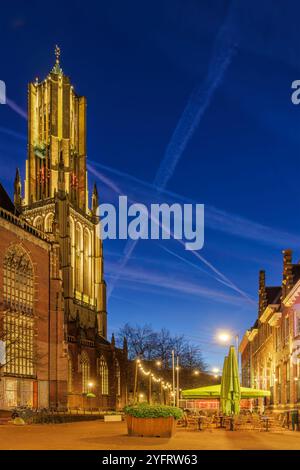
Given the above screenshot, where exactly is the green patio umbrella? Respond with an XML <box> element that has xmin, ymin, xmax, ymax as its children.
<box><xmin>221</xmin><ymin>345</ymin><xmax>241</xmax><ymax>416</ymax></box>
<box><xmin>182</xmin><ymin>384</ymin><xmax>270</xmax><ymax>399</ymax></box>
<box><xmin>220</xmin><ymin>356</ymin><xmax>229</xmax><ymax>415</ymax></box>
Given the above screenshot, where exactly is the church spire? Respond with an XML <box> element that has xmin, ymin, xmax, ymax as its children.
<box><xmin>14</xmin><ymin>167</ymin><xmax>22</xmax><ymax>207</ymax></box>
<box><xmin>52</xmin><ymin>44</ymin><xmax>63</xmax><ymax>75</ymax></box>
<box><xmin>25</xmin><ymin>47</ymin><xmax>87</xmax><ymax>208</ymax></box>
<box><xmin>91</xmin><ymin>182</ymin><xmax>99</xmax><ymax>215</ymax></box>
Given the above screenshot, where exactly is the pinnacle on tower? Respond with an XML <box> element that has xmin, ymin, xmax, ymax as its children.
<box><xmin>52</xmin><ymin>44</ymin><xmax>63</xmax><ymax>75</ymax></box>
<box><xmin>91</xmin><ymin>182</ymin><xmax>99</xmax><ymax>214</ymax></box>
<box><xmin>14</xmin><ymin>167</ymin><xmax>22</xmax><ymax>207</ymax></box>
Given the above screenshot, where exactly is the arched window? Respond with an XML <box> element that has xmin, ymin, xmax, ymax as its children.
<box><xmin>81</xmin><ymin>351</ymin><xmax>90</xmax><ymax>394</ymax></box>
<box><xmin>3</xmin><ymin>245</ymin><xmax>34</xmax><ymax>376</ymax></box>
<box><xmin>97</xmin><ymin>355</ymin><xmax>109</xmax><ymax>395</ymax></box>
<box><xmin>68</xmin><ymin>354</ymin><xmax>73</xmax><ymax>393</ymax></box>
<box><xmin>75</xmin><ymin>223</ymin><xmax>83</xmax><ymax>292</ymax></box>
<box><xmin>115</xmin><ymin>359</ymin><xmax>121</xmax><ymax>396</ymax></box>
<box><xmin>83</xmin><ymin>229</ymin><xmax>91</xmax><ymax>297</ymax></box>
<box><xmin>33</xmin><ymin>216</ymin><xmax>43</xmax><ymax>232</ymax></box>
<box><xmin>45</xmin><ymin>213</ymin><xmax>54</xmax><ymax>233</ymax></box>
<box><xmin>69</xmin><ymin>217</ymin><xmax>75</xmax><ymax>289</ymax></box>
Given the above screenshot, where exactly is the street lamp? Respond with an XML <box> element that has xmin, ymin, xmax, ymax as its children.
<box><xmin>217</xmin><ymin>332</ymin><xmax>231</xmax><ymax>344</ymax></box>
<box><xmin>216</xmin><ymin>330</ymin><xmax>239</xmax><ymax>350</ymax></box>
<box><xmin>133</xmin><ymin>358</ymin><xmax>141</xmax><ymax>402</ymax></box>
<box><xmin>216</xmin><ymin>330</ymin><xmax>240</xmax><ymax>376</ymax></box>
<box><xmin>212</xmin><ymin>367</ymin><xmax>220</xmax><ymax>379</ymax></box>
<box><xmin>88</xmin><ymin>381</ymin><xmax>94</xmax><ymax>392</ymax></box>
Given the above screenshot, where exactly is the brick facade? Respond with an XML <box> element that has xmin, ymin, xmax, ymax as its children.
<box><xmin>240</xmin><ymin>250</ymin><xmax>300</xmax><ymax>409</ymax></box>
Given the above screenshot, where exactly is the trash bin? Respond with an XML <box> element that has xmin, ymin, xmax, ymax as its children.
<box><xmin>291</xmin><ymin>410</ymin><xmax>299</xmax><ymax>431</ymax></box>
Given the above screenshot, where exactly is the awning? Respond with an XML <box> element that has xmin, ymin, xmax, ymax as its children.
<box><xmin>182</xmin><ymin>384</ymin><xmax>270</xmax><ymax>399</ymax></box>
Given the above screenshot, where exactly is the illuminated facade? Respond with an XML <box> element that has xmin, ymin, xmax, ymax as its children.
<box><xmin>0</xmin><ymin>48</ymin><xmax>127</xmax><ymax>410</ymax></box>
<box><xmin>240</xmin><ymin>249</ymin><xmax>300</xmax><ymax>409</ymax></box>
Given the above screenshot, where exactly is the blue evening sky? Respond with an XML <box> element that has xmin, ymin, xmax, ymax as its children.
<box><xmin>1</xmin><ymin>0</ymin><xmax>300</xmax><ymax>369</ymax></box>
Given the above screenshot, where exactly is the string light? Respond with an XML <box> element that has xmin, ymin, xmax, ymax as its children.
<box><xmin>136</xmin><ymin>358</ymin><xmax>172</xmax><ymax>389</ymax></box>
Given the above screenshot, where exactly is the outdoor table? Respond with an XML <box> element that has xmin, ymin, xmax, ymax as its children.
<box><xmin>219</xmin><ymin>416</ymin><xmax>225</xmax><ymax>428</ymax></box>
<box><xmin>197</xmin><ymin>416</ymin><xmax>206</xmax><ymax>431</ymax></box>
<box><xmin>261</xmin><ymin>416</ymin><xmax>270</xmax><ymax>432</ymax></box>
<box><xmin>227</xmin><ymin>416</ymin><xmax>235</xmax><ymax>431</ymax></box>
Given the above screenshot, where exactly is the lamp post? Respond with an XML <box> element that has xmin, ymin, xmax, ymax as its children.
<box><xmin>176</xmin><ymin>356</ymin><xmax>180</xmax><ymax>407</ymax></box>
<box><xmin>172</xmin><ymin>350</ymin><xmax>175</xmax><ymax>406</ymax></box>
<box><xmin>160</xmin><ymin>380</ymin><xmax>164</xmax><ymax>404</ymax></box>
<box><xmin>149</xmin><ymin>374</ymin><xmax>152</xmax><ymax>404</ymax></box>
<box><xmin>133</xmin><ymin>358</ymin><xmax>140</xmax><ymax>402</ymax></box>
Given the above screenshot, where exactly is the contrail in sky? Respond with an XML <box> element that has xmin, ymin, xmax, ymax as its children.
<box><xmin>6</xmin><ymin>97</ymin><xmax>27</xmax><ymax>120</ymax></box>
<box><xmin>90</xmin><ymin>160</ymin><xmax>300</xmax><ymax>249</ymax></box>
<box><xmin>87</xmin><ymin>163</ymin><xmax>123</xmax><ymax>195</ymax></box>
<box><xmin>88</xmin><ymin>162</ymin><xmax>253</xmax><ymax>303</ymax></box>
<box><xmin>154</xmin><ymin>4</ymin><xmax>238</xmax><ymax>188</ymax></box>
<box><xmin>108</xmin><ymin>2</ymin><xmax>242</xmax><ymax>300</ymax></box>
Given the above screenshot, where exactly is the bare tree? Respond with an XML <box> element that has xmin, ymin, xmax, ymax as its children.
<box><xmin>118</xmin><ymin>323</ymin><xmax>157</xmax><ymax>360</ymax></box>
<box><xmin>117</xmin><ymin>323</ymin><xmax>206</xmax><ymax>371</ymax></box>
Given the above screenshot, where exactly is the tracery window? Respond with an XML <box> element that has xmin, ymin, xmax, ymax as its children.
<box><xmin>75</xmin><ymin>223</ymin><xmax>83</xmax><ymax>292</ymax></box>
<box><xmin>45</xmin><ymin>213</ymin><xmax>54</xmax><ymax>233</ymax></box>
<box><xmin>33</xmin><ymin>216</ymin><xmax>43</xmax><ymax>232</ymax></box>
<box><xmin>115</xmin><ymin>359</ymin><xmax>121</xmax><ymax>396</ymax></box>
<box><xmin>97</xmin><ymin>355</ymin><xmax>109</xmax><ymax>395</ymax></box>
<box><xmin>83</xmin><ymin>229</ymin><xmax>91</xmax><ymax>297</ymax></box>
<box><xmin>3</xmin><ymin>245</ymin><xmax>34</xmax><ymax>376</ymax></box>
<box><xmin>81</xmin><ymin>351</ymin><xmax>90</xmax><ymax>394</ymax></box>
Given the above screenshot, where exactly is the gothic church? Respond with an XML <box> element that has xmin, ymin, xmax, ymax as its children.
<box><xmin>0</xmin><ymin>47</ymin><xmax>127</xmax><ymax>410</ymax></box>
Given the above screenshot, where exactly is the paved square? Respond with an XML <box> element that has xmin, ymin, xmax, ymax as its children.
<box><xmin>0</xmin><ymin>421</ymin><xmax>300</xmax><ymax>450</ymax></box>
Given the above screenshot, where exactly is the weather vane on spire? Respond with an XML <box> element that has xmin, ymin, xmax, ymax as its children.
<box><xmin>55</xmin><ymin>45</ymin><xmax>61</xmax><ymax>64</ymax></box>
<box><xmin>52</xmin><ymin>45</ymin><xmax>62</xmax><ymax>74</ymax></box>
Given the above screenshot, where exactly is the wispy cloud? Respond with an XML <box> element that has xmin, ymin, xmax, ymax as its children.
<box><xmin>205</xmin><ymin>205</ymin><xmax>300</xmax><ymax>249</ymax></box>
<box><xmin>91</xmin><ymin>160</ymin><xmax>300</xmax><ymax>250</ymax></box>
<box><xmin>0</xmin><ymin>126</ymin><xmax>26</xmax><ymax>142</ymax></box>
<box><xmin>105</xmin><ymin>261</ymin><xmax>245</xmax><ymax>307</ymax></box>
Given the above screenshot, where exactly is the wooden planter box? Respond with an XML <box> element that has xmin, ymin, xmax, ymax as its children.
<box><xmin>126</xmin><ymin>415</ymin><xmax>176</xmax><ymax>437</ymax></box>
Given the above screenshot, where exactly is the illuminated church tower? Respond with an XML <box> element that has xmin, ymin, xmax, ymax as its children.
<box><xmin>0</xmin><ymin>47</ymin><xmax>127</xmax><ymax>410</ymax></box>
<box><xmin>17</xmin><ymin>46</ymin><xmax>107</xmax><ymax>339</ymax></box>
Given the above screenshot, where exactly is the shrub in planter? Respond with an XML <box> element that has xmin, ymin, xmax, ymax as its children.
<box><xmin>124</xmin><ymin>403</ymin><xmax>183</xmax><ymax>437</ymax></box>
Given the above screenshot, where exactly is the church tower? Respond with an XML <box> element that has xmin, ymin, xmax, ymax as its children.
<box><xmin>20</xmin><ymin>47</ymin><xmax>107</xmax><ymax>339</ymax></box>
